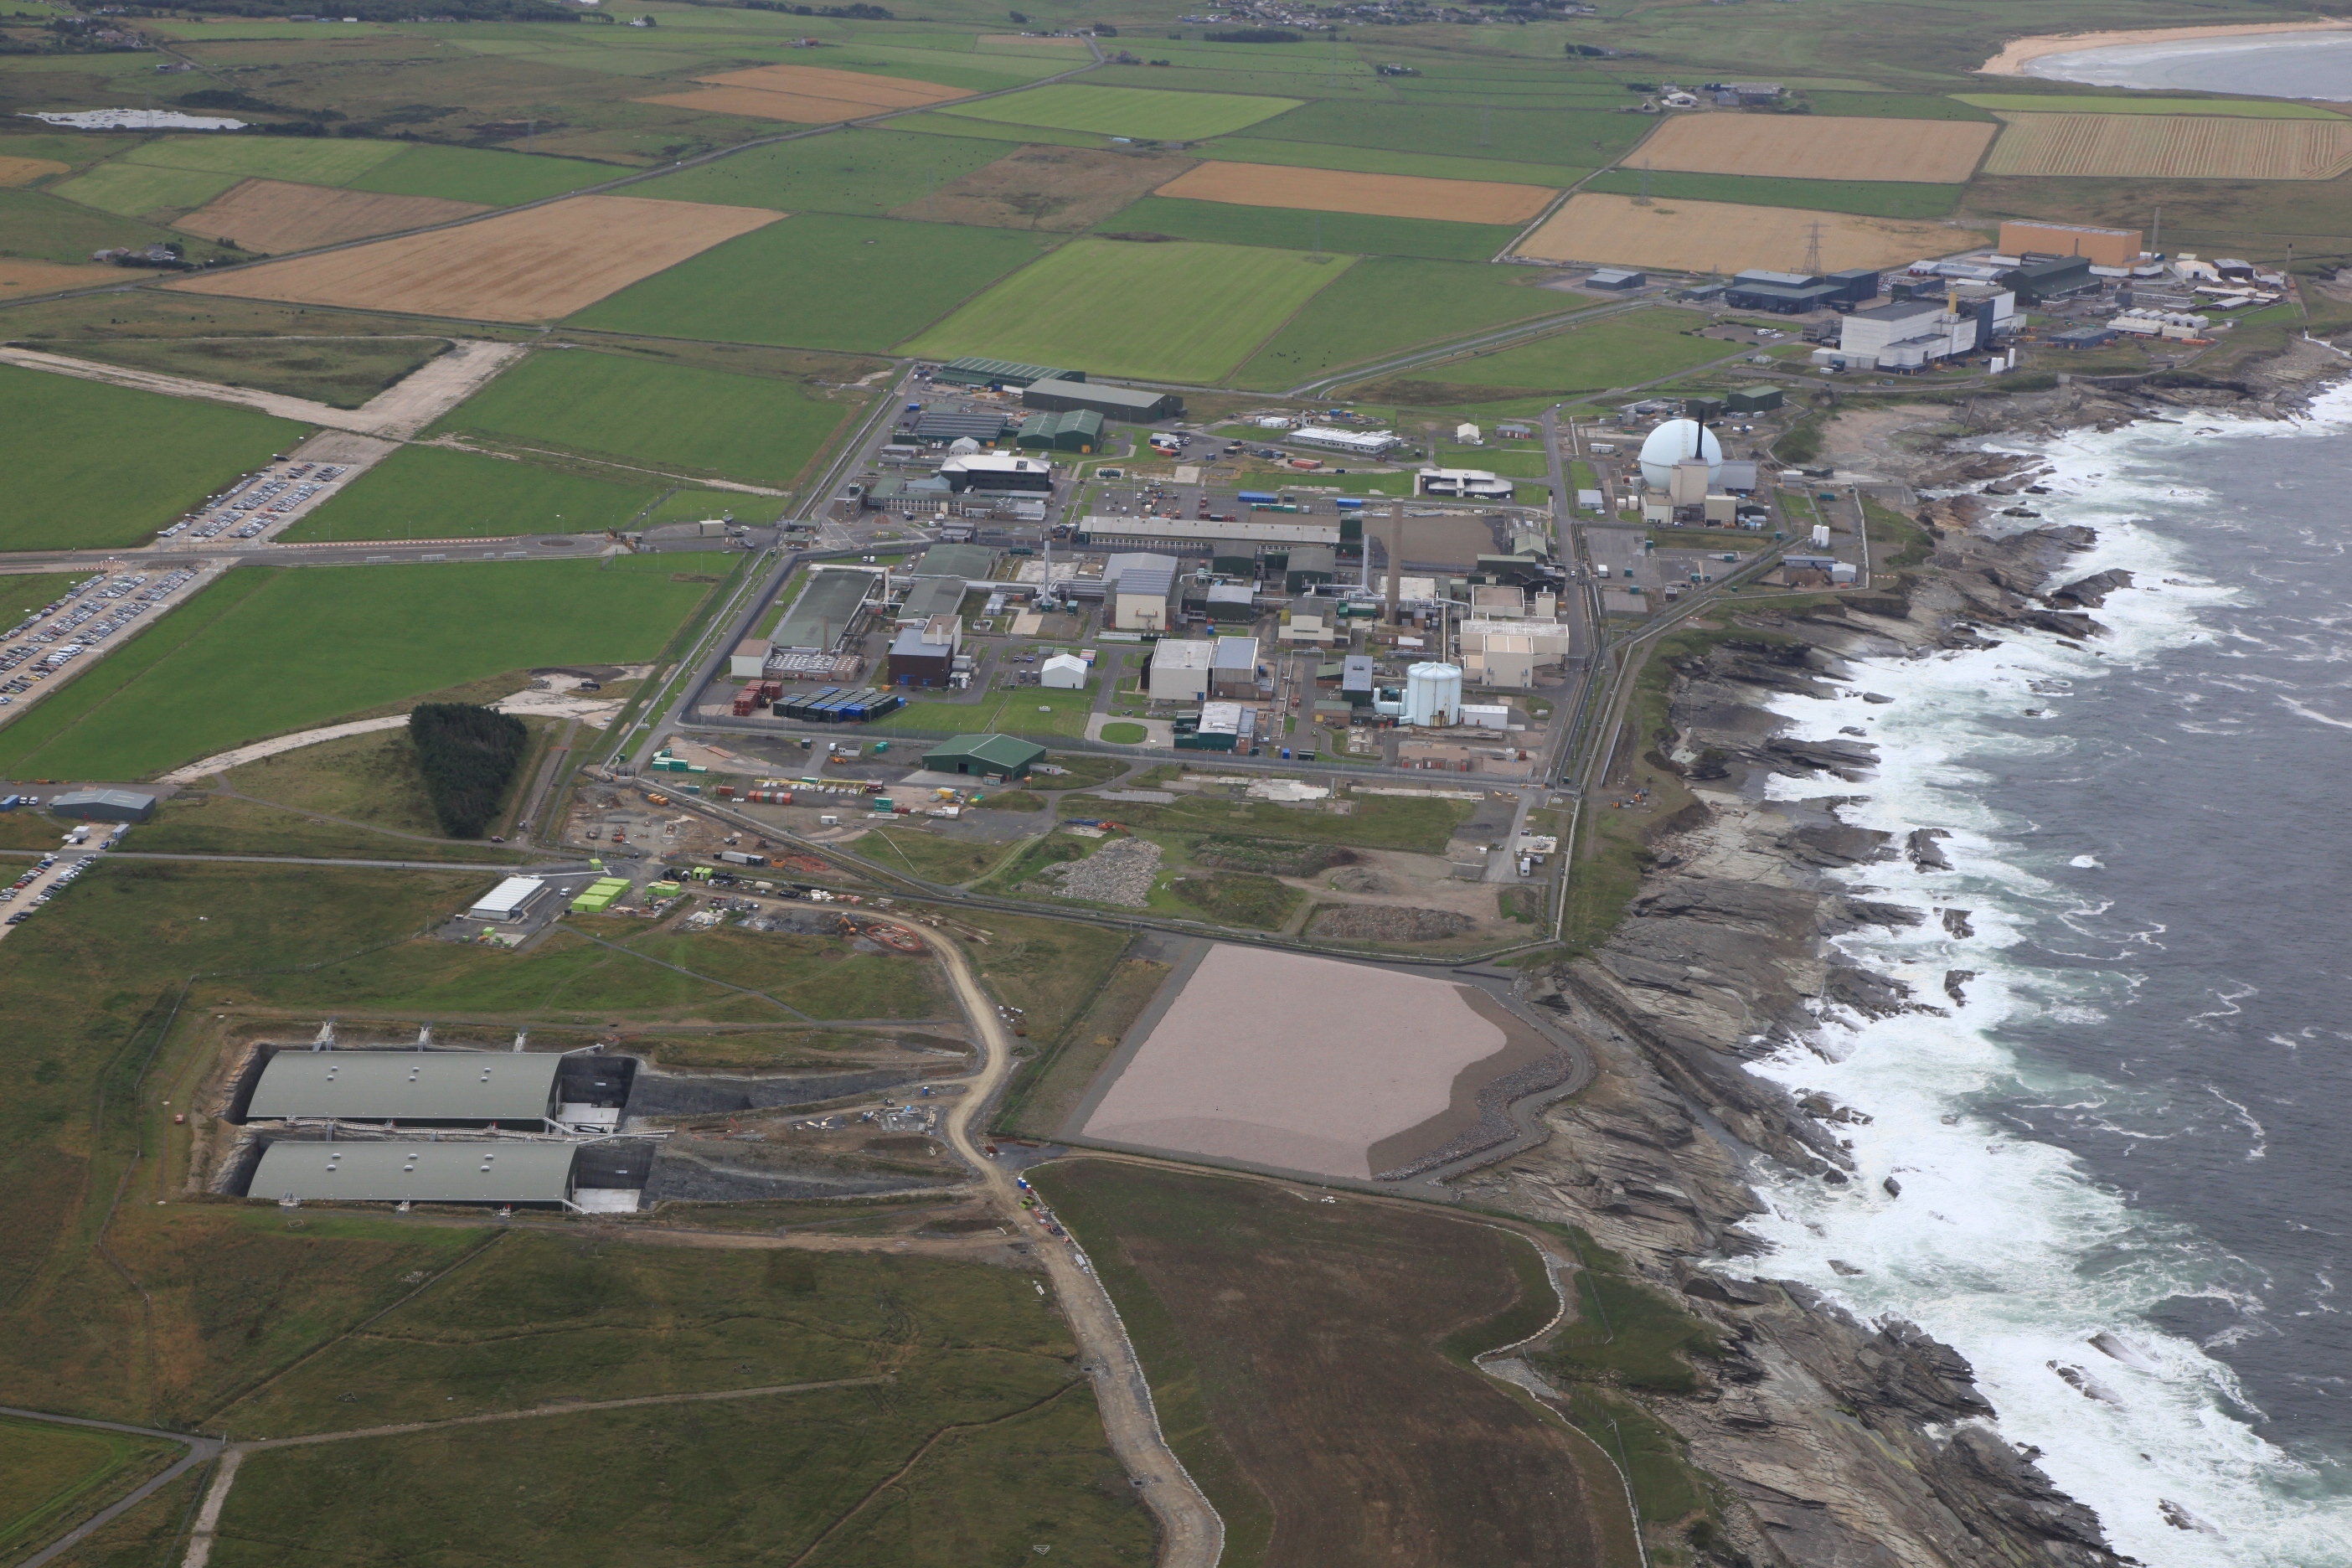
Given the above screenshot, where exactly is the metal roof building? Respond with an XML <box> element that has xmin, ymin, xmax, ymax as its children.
<box><xmin>1077</xmin><ymin>516</ymin><xmax>1340</xmax><ymax>551</ymax></box>
<box><xmin>772</xmin><ymin>570</ymin><xmax>878</xmax><ymax>652</ymax></box>
<box><xmin>251</xmin><ymin>1139</ymin><xmax>579</xmax><ymax>1208</ymax></box>
<box><xmin>1022</xmin><ymin>377</ymin><xmax>1184</xmax><ymax>423</ymax></box>
<box><xmin>247</xmin><ymin>1050</ymin><xmax>563</xmax><ymax>1126</ymax></box>
<box><xmin>908</xmin><ymin>542</ymin><xmax>999</xmax><ymax>580</ymax></box>
<box><xmin>894</xmin><ymin>575</ymin><xmax>967</xmax><ymax>626</ymax></box>
<box><xmin>932</xmin><ymin>357</ymin><xmax>1079</xmax><ymax>389</ymax></box>
<box><xmin>922</xmin><ymin>734</ymin><xmax>1046</xmax><ymax>780</ymax></box>
<box><xmin>914</xmin><ymin>410</ymin><xmax>1015</xmax><ymax>444</ymax></box>
<box><xmin>467</xmin><ymin>877</ymin><xmax>549</xmax><ymax>923</ymax></box>
<box><xmin>49</xmin><ymin>788</ymin><xmax>156</xmax><ymax>823</ymax></box>
<box><xmin>1015</xmin><ymin>407</ymin><xmax>1105</xmax><ymax>452</ymax></box>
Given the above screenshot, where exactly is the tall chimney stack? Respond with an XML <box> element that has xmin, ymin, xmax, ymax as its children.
<box><xmin>1385</xmin><ymin>503</ymin><xmax>1403</xmax><ymax>626</ymax></box>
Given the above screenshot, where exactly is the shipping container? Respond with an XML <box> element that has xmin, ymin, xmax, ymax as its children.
<box><xmin>716</xmin><ymin>850</ymin><xmax>766</xmax><ymax>867</ymax></box>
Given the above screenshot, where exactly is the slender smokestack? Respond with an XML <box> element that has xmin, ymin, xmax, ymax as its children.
<box><xmin>1385</xmin><ymin>503</ymin><xmax>1402</xmax><ymax>625</ymax></box>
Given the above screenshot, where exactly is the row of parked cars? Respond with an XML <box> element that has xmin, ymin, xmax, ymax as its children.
<box><xmin>159</xmin><ymin>464</ymin><xmax>344</xmax><ymax>540</ymax></box>
<box><xmin>0</xmin><ymin>569</ymin><xmax>197</xmax><ymax>701</ymax></box>
<box><xmin>3</xmin><ymin>854</ymin><xmax>68</xmax><ymax>926</ymax></box>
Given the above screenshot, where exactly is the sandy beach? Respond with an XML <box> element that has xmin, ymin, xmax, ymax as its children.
<box><xmin>1980</xmin><ymin>20</ymin><xmax>2352</xmax><ymax>75</ymax></box>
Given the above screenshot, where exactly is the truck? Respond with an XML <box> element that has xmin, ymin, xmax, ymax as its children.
<box><xmin>715</xmin><ymin>850</ymin><xmax>767</xmax><ymax>868</ymax></box>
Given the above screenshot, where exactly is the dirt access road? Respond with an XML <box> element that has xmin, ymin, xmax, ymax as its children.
<box><xmin>891</xmin><ymin>913</ymin><xmax>1227</xmax><ymax>1568</ymax></box>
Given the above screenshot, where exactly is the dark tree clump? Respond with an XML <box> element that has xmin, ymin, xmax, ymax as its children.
<box><xmin>409</xmin><ymin>703</ymin><xmax>528</xmax><ymax>838</ymax></box>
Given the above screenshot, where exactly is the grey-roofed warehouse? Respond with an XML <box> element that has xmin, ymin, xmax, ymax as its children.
<box><xmin>251</xmin><ymin>1139</ymin><xmax>579</xmax><ymax>1207</ymax></box>
<box><xmin>1022</xmin><ymin>378</ymin><xmax>1183</xmax><ymax>423</ymax></box>
<box><xmin>771</xmin><ymin>570</ymin><xmax>877</xmax><ymax>653</ymax></box>
<box><xmin>908</xmin><ymin>542</ymin><xmax>998</xmax><ymax>580</ymax></box>
<box><xmin>49</xmin><ymin>788</ymin><xmax>156</xmax><ymax>823</ymax></box>
<box><xmin>246</xmin><ymin>1050</ymin><xmax>562</xmax><ymax>1126</ymax></box>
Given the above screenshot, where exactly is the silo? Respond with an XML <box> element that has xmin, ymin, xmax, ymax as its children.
<box><xmin>1403</xmin><ymin>662</ymin><xmax>1463</xmax><ymax>727</ymax></box>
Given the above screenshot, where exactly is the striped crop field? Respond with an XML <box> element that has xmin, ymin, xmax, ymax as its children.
<box><xmin>1983</xmin><ymin>112</ymin><xmax>2352</xmax><ymax>179</ymax></box>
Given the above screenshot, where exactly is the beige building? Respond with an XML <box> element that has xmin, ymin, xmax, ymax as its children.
<box><xmin>1467</xmin><ymin>633</ymin><xmax>1538</xmax><ymax>689</ymax></box>
<box><xmin>1148</xmin><ymin>638</ymin><xmax>1215</xmax><ymax>703</ymax></box>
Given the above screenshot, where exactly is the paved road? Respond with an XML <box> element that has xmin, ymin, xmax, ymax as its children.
<box><xmin>894</xmin><ymin>914</ymin><xmax>1226</xmax><ymax>1568</ymax></box>
<box><xmin>0</xmin><ymin>1406</ymin><xmax>221</xmax><ymax>1568</ymax></box>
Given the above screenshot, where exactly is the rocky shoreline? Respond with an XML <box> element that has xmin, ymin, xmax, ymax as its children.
<box><xmin>1452</xmin><ymin>368</ymin><xmax>2352</xmax><ymax>1566</ymax></box>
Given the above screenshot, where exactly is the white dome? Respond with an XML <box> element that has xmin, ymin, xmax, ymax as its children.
<box><xmin>947</xmin><ymin>436</ymin><xmax>982</xmax><ymax>456</ymax></box>
<box><xmin>1637</xmin><ymin>419</ymin><xmax>1723</xmax><ymax>492</ymax></box>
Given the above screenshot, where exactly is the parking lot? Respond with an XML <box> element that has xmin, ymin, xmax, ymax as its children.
<box><xmin>0</xmin><ymin>566</ymin><xmax>208</xmax><ymax>706</ymax></box>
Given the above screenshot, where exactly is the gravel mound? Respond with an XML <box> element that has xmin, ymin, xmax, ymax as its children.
<box><xmin>1307</xmin><ymin>904</ymin><xmax>1476</xmax><ymax>941</ymax></box>
<box><xmin>1029</xmin><ymin>837</ymin><xmax>1163</xmax><ymax>907</ymax></box>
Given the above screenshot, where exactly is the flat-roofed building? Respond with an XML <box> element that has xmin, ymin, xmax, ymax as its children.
<box><xmin>1210</xmin><ymin>635</ymin><xmax>1260</xmax><ymax>700</ymax></box>
<box><xmin>1292</xmin><ymin>426</ymin><xmax>1398</xmax><ymax>457</ymax></box>
<box><xmin>1023</xmin><ymin>377</ymin><xmax>1183</xmax><ymax>423</ymax></box>
<box><xmin>907</xmin><ymin>542</ymin><xmax>998</xmax><ymax>581</ymax></box>
<box><xmin>932</xmin><ymin>357</ymin><xmax>1075</xmax><ymax>389</ymax></box>
<box><xmin>772</xmin><ymin>569</ymin><xmax>879</xmax><ymax>653</ymax></box>
<box><xmin>1076</xmin><ymin>516</ymin><xmax>1340</xmax><ymax>553</ymax></box>
<box><xmin>49</xmin><ymin>788</ymin><xmax>155</xmax><ymax>823</ymax></box>
<box><xmin>888</xmin><ymin>615</ymin><xmax>961</xmax><ymax>688</ymax></box>
<box><xmin>940</xmin><ymin>452</ymin><xmax>1054</xmax><ymax>494</ymax></box>
<box><xmin>1148</xmin><ymin>638</ymin><xmax>1215</xmax><ymax>702</ymax></box>
<box><xmin>247</xmin><ymin>1050</ymin><xmax>562</xmax><ymax>1127</ymax></box>
<box><xmin>1467</xmin><ymin>633</ymin><xmax>1537</xmax><ymax>689</ymax></box>
<box><xmin>250</xmin><ymin>1139</ymin><xmax>579</xmax><ymax>1209</ymax></box>
<box><xmin>730</xmin><ymin>638</ymin><xmax>771</xmax><ymax>678</ymax></box>
<box><xmin>1416</xmin><ymin>467</ymin><xmax>1513</xmax><ymax>500</ymax></box>
<box><xmin>467</xmin><ymin>877</ymin><xmax>550</xmax><ymax>924</ymax></box>
<box><xmin>893</xmin><ymin>575</ymin><xmax>967</xmax><ymax>627</ymax></box>
<box><xmin>1998</xmin><ymin>219</ymin><xmax>2141</xmax><ymax>270</ymax></box>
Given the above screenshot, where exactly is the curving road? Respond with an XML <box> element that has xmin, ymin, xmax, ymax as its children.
<box><xmin>884</xmin><ymin>913</ymin><xmax>1226</xmax><ymax>1568</ymax></box>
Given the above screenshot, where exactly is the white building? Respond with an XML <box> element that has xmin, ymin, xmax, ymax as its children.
<box><xmin>1637</xmin><ymin>420</ymin><xmax>1721</xmax><ymax>493</ymax></box>
<box><xmin>468</xmin><ymin>877</ymin><xmax>550</xmax><ymax>923</ymax></box>
<box><xmin>1147</xmin><ymin>637</ymin><xmax>1215</xmax><ymax>702</ymax></box>
<box><xmin>1416</xmin><ymin>467</ymin><xmax>1513</xmax><ymax>500</ymax></box>
<box><xmin>1454</xmin><ymin>422</ymin><xmax>1482</xmax><ymax>445</ymax></box>
<box><xmin>730</xmin><ymin>638</ymin><xmax>771</xmax><ymax>678</ymax></box>
<box><xmin>1291</xmin><ymin>426</ymin><xmax>1398</xmax><ymax>457</ymax></box>
<box><xmin>1039</xmin><ymin>652</ymin><xmax>1088</xmax><ymax>689</ymax></box>
<box><xmin>1836</xmin><ymin>287</ymin><xmax>2014</xmax><ymax>370</ymax></box>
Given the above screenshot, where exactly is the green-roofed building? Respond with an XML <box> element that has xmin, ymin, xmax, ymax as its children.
<box><xmin>772</xmin><ymin>568</ymin><xmax>878</xmax><ymax>652</ymax></box>
<box><xmin>923</xmin><ymin>734</ymin><xmax>1046</xmax><ymax>781</ymax></box>
<box><xmin>1016</xmin><ymin>407</ymin><xmax>1105</xmax><ymax>453</ymax></box>
<box><xmin>932</xmin><ymin>357</ymin><xmax>1082</xmax><ymax>389</ymax></box>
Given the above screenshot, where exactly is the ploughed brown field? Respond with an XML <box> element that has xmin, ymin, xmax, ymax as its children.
<box><xmin>0</xmin><ymin>155</ymin><xmax>68</xmax><ymax>186</ymax></box>
<box><xmin>1628</xmin><ymin>112</ymin><xmax>1994</xmax><ymax>183</ymax></box>
<box><xmin>165</xmin><ymin>195</ymin><xmax>781</xmax><ymax>321</ymax></box>
<box><xmin>177</xmin><ymin>180</ymin><xmax>490</xmax><ymax>255</ymax></box>
<box><xmin>1154</xmin><ymin>160</ymin><xmax>1560</xmax><ymax>224</ymax></box>
<box><xmin>1034</xmin><ymin>1161</ymin><xmax>1636</xmax><ymax>1568</ymax></box>
<box><xmin>637</xmin><ymin>60</ymin><xmax>972</xmax><ymax>125</ymax></box>
<box><xmin>1515</xmin><ymin>192</ymin><xmax>1974</xmax><ymax>273</ymax></box>
<box><xmin>0</xmin><ymin>260</ymin><xmax>120</xmax><ymax>295</ymax></box>
<box><xmin>1982</xmin><ymin>111</ymin><xmax>2352</xmax><ymax>179</ymax></box>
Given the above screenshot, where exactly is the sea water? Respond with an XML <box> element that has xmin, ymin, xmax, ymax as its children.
<box><xmin>1732</xmin><ymin>385</ymin><xmax>2352</xmax><ymax>1565</ymax></box>
<box><xmin>2024</xmin><ymin>34</ymin><xmax>2352</xmax><ymax>101</ymax></box>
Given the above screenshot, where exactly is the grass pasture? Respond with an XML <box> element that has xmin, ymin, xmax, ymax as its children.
<box><xmin>345</xmin><ymin>143</ymin><xmax>622</xmax><ymax>207</ymax></box>
<box><xmin>50</xmin><ymin>161</ymin><xmax>241</xmax><ymax>219</ymax></box>
<box><xmin>59</xmin><ymin>335</ymin><xmax>449</xmax><ymax>410</ymax></box>
<box><xmin>1364</xmin><ymin>308</ymin><xmax>1735</xmax><ymax>400</ymax></box>
<box><xmin>0</xmin><ymin>188</ymin><xmax>225</xmax><ymax>266</ymax></box>
<box><xmin>426</xmin><ymin>348</ymin><xmax>855</xmax><ymax>490</ymax></box>
<box><xmin>1582</xmin><ymin>168</ymin><xmax>1960</xmax><ymax>219</ymax></box>
<box><xmin>622</xmin><ymin>126</ymin><xmax>1006</xmax><ymax>216</ymax></box>
<box><xmin>569</xmin><ymin>213</ymin><xmax>1050</xmax><ymax>353</ymax></box>
<box><xmin>0</xmin><ymin>1414</ymin><xmax>178</xmax><ymax>1560</ymax></box>
<box><xmin>1981</xmin><ymin>111</ymin><xmax>2352</xmax><ymax>180</ymax></box>
<box><xmin>905</xmin><ymin>236</ymin><xmax>1350</xmax><ymax>382</ymax></box>
<box><xmin>1097</xmin><ymin>195</ymin><xmax>1519</xmax><ymax>262</ymax></box>
<box><xmin>1034</xmin><ymin>1161</ymin><xmax>1639</xmax><ymax>1568</ymax></box>
<box><xmin>276</xmin><ymin>444</ymin><xmax>660</xmax><ymax>542</ymax></box>
<box><xmin>1156</xmin><ymin>160</ymin><xmax>1557</xmax><ymax>224</ymax></box>
<box><xmin>1248</xmin><ymin>99</ymin><xmax>1648</xmax><ymax>168</ymax></box>
<box><xmin>0</xmin><ymin>557</ymin><xmax>717</xmax><ymax>780</ymax></box>
<box><xmin>936</xmin><ymin>82</ymin><xmax>1300</xmax><ymax>141</ymax></box>
<box><xmin>1203</xmin><ymin>136</ymin><xmax>1591</xmax><ymax>188</ymax></box>
<box><xmin>121</xmin><ymin>134</ymin><xmax>405</xmax><ymax>186</ymax></box>
<box><xmin>0</xmin><ymin>362</ymin><xmax>309</xmax><ymax>552</ymax></box>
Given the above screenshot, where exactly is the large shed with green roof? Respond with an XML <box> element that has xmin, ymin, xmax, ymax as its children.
<box><xmin>923</xmin><ymin>734</ymin><xmax>1046</xmax><ymax>781</ymax></box>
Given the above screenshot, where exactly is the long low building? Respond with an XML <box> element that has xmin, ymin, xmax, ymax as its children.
<box><xmin>771</xmin><ymin>569</ymin><xmax>879</xmax><ymax>653</ymax></box>
<box><xmin>251</xmin><ymin>1139</ymin><xmax>581</xmax><ymax>1208</ymax></box>
<box><xmin>1075</xmin><ymin>515</ymin><xmax>1341</xmax><ymax>552</ymax></box>
<box><xmin>1290</xmin><ymin>426</ymin><xmax>1398</xmax><ymax>456</ymax></box>
<box><xmin>247</xmin><ymin>1050</ymin><xmax>564</xmax><ymax>1127</ymax></box>
<box><xmin>1022</xmin><ymin>377</ymin><xmax>1184</xmax><ymax>423</ymax></box>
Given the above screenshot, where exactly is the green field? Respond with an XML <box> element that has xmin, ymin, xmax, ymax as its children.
<box><xmin>1954</xmin><ymin>92</ymin><xmax>2342</xmax><ymax>118</ymax></box>
<box><xmin>280</xmin><ymin>445</ymin><xmax>661</xmax><ymax>542</ymax></box>
<box><xmin>0</xmin><ymin>557</ymin><xmax>715</xmax><ymax>779</ymax></box>
<box><xmin>1232</xmin><ymin>255</ymin><xmax>1585</xmax><ymax>390</ymax></box>
<box><xmin>121</xmin><ymin>134</ymin><xmax>406</xmax><ymax>184</ymax></box>
<box><xmin>1095</xmin><ymin>194</ymin><xmax>1519</xmax><ymax>262</ymax></box>
<box><xmin>0</xmin><ymin>1415</ymin><xmax>177</xmax><ymax>1560</ymax></box>
<box><xmin>887</xmin><ymin>111</ymin><xmax>1108</xmax><ymax>152</ymax></box>
<box><xmin>935</xmin><ymin>82</ymin><xmax>1301</xmax><ymax>141</ymax></box>
<box><xmin>0</xmin><ymin>362</ymin><xmax>309</xmax><ymax>551</ymax></box>
<box><xmin>568</xmin><ymin>213</ymin><xmax>1051</xmax><ymax>353</ymax></box>
<box><xmin>1200</xmin><ymin>136</ymin><xmax>1587</xmax><ymax>187</ymax></box>
<box><xmin>1249</xmin><ymin>99</ymin><xmax>1649</xmax><ymax>166</ymax></box>
<box><xmin>1582</xmin><ymin>168</ymin><xmax>1961</xmax><ymax>219</ymax></box>
<box><xmin>1805</xmin><ymin>90</ymin><xmax>1997</xmax><ymax>121</ymax></box>
<box><xmin>905</xmin><ymin>237</ymin><xmax>1350</xmax><ymax>383</ymax></box>
<box><xmin>50</xmin><ymin>161</ymin><xmax>240</xmax><ymax>218</ymax></box>
<box><xmin>60</xmin><ymin>335</ymin><xmax>448</xmax><ymax>410</ymax></box>
<box><xmin>1403</xmin><ymin>309</ymin><xmax>1738</xmax><ymax>395</ymax></box>
<box><xmin>346</xmin><ymin>143</ymin><xmax>616</xmax><ymax>206</ymax></box>
<box><xmin>426</xmin><ymin>348</ymin><xmax>854</xmax><ymax>489</ymax></box>
<box><xmin>622</xmin><ymin>126</ymin><xmax>1007</xmax><ymax>216</ymax></box>
<box><xmin>0</xmin><ymin>188</ymin><xmax>213</xmax><ymax>266</ymax></box>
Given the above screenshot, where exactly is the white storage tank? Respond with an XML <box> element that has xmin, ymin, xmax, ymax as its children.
<box><xmin>1403</xmin><ymin>662</ymin><xmax>1463</xmax><ymax>727</ymax></box>
<box><xmin>1637</xmin><ymin>419</ymin><xmax>1722</xmax><ymax>493</ymax></box>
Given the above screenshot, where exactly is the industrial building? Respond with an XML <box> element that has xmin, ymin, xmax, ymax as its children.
<box><xmin>1210</xmin><ymin>636</ymin><xmax>1260</xmax><ymax>700</ymax></box>
<box><xmin>1997</xmin><ymin>220</ymin><xmax>2142</xmax><ymax>270</ymax></box>
<box><xmin>467</xmin><ymin>877</ymin><xmax>552</xmax><ymax>924</ymax></box>
<box><xmin>1416</xmin><ymin>467</ymin><xmax>1513</xmax><ymax>500</ymax></box>
<box><xmin>932</xmin><ymin>357</ymin><xmax>1075</xmax><ymax>389</ymax></box>
<box><xmin>771</xmin><ymin>570</ymin><xmax>878</xmax><ymax>653</ymax></box>
<box><xmin>1148</xmin><ymin>638</ymin><xmax>1215</xmax><ymax>702</ymax></box>
<box><xmin>1723</xmin><ymin>267</ymin><xmax>1880</xmax><ymax>315</ymax></box>
<box><xmin>250</xmin><ymin>1138</ymin><xmax>585</xmax><ymax>1210</ymax></box>
<box><xmin>730</xmin><ymin>638</ymin><xmax>771</xmax><ymax>678</ymax></box>
<box><xmin>912</xmin><ymin>409</ymin><xmax>1014</xmax><ymax>444</ymax></box>
<box><xmin>893</xmin><ymin>575</ymin><xmax>967</xmax><ymax>627</ymax></box>
<box><xmin>1724</xmin><ymin>384</ymin><xmax>1783</xmax><ymax>414</ymax></box>
<box><xmin>1587</xmin><ymin>267</ymin><xmax>1646</xmax><ymax>291</ymax></box>
<box><xmin>1023</xmin><ymin>377</ymin><xmax>1184</xmax><ymax>422</ymax></box>
<box><xmin>1039</xmin><ymin>652</ymin><xmax>1088</xmax><ymax>689</ymax></box>
<box><xmin>888</xmin><ymin>615</ymin><xmax>962</xmax><ymax>688</ymax></box>
<box><xmin>909</xmin><ymin>543</ymin><xmax>998</xmax><ymax>581</ymax></box>
<box><xmin>862</xmin><ymin>474</ymin><xmax>957</xmax><ymax>515</ymax></box>
<box><xmin>1833</xmin><ymin>286</ymin><xmax>2012</xmax><ymax>370</ymax></box>
<box><xmin>1204</xmin><ymin>580</ymin><xmax>1256</xmax><ymax>623</ymax></box>
<box><xmin>1075</xmin><ymin>515</ymin><xmax>1341</xmax><ymax>557</ymax></box>
<box><xmin>1106</xmin><ymin>554</ymin><xmax>1180</xmax><ymax>631</ymax></box>
<box><xmin>1014</xmin><ymin>408</ymin><xmax>1105</xmax><ymax>452</ymax></box>
<box><xmin>940</xmin><ymin>452</ymin><xmax>1054</xmax><ymax>494</ymax></box>
<box><xmin>1284</xmin><ymin>545</ymin><xmax>1337</xmax><ymax>593</ymax></box>
<box><xmin>246</xmin><ymin>1050</ymin><xmax>564</xmax><ymax>1128</ymax></box>
<box><xmin>1340</xmin><ymin>654</ymin><xmax>1375</xmax><ymax>708</ymax></box>
<box><xmin>1290</xmin><ymin>426</ymin><xmax>1399</xmax><ymax>457</ymax></box>
<box><xmin>49</xmin><ymin>788</ymin><xmax>156</xmax><ymax>823</ymax></box>
<box><xmin>1177</xmin><ymin>701</ymin><xmax>1247</xmax><ymax>752</ymax></box>
<box><xmin>923</xmin><ymin>734</ymin><xmax>1044</xmax><ymax>780</ymax></box>
<box><xmin>1999</xmin><ymin>255</ymin><xmax>2095</xmax><ymax>304</ymax></box>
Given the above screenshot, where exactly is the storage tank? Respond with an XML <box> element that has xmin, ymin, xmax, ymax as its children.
<box><xmin>1402</xmin><ymin>662</ymin><xmax>1463</xmax><ymax>727</ymax></box>
<box><xmin>1637</xmin><ymin>419</ymin><xmax>1723</xmax><ymax>493</ymax></box>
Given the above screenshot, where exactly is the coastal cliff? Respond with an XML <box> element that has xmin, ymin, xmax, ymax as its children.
<box><xmin>1467</xmin><ymin>429</ymin><xmax>2170</xmax><ymax>1565</ymax></box>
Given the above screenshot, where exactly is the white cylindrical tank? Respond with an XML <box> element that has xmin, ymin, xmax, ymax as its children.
<box><xmin>1637</xmin><ymin>419</ymin><xmax>1723</xmax><ymax>493</ymax></box>
<box><xmin>948</xmin><ymin>436</ymin><xmax>982</xmax><ymax>456</ymax></box>
<box><xmin>1403</xmin><ymin>662</ymin><xmax>1463</xmax><ymax>727</ymax></box>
